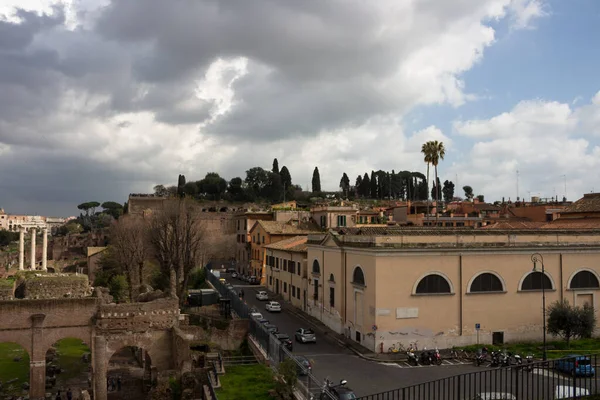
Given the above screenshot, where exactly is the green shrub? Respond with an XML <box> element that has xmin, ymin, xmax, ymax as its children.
<box><xmin>108</xmin><ymin>275</ymin><xmax>129</xmax><ymax>303</ymax></box>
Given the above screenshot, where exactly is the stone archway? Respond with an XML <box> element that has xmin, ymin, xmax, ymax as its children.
<box><xmin>0</xmin><ymin>341</ymin><xmax>30</xmax><ymax>398</ymax></box>
<box><xmin>44</xmin><ymin>338</ymin><xmax>92</xmax><ymax>398</ymax></box>
<box><xmin>107</xmin><ymin>346</ymin><xmax>153</xmax><ymax>400</ymax></box>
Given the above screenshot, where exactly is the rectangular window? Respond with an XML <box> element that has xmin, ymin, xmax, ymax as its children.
<box><xmin>313</xmin><ymin>279</ymin><xmax>319</xmax><ymax>300</ymax></box>
<box><xmin>262</xmin><ymin>235</ymin><xmax>265</xmax><ymax>243</ymax></box>
<box><xmin>320</xmin><ymin>215</ymin><xmax>326</xmax><ymax>228</ymax></box>
<box><xmin>289</xmin><ymin>261</ymin><xmax>295</xmax><ymax>274</ymax></box>
<box><xmin>276</xmin><ymin>258</ymin><xmax>279</xmax><ymax>269</ymax></box>
<box><xmin>297</xmin><ymin>290</ymin><xmax>301</xmax><ymax>299</ymax></box>
<box><xmin>283</xmin><ymin>259</ymin><xmax>288</xmax><ymax>272</ymax></box>
<box><xmin>244</xmin><ymin>220</ymin><xmax>247</xmax><ymax>230</ymax></box>
<box><xmin>292</xmin><ymin>286</ymin><xmax>296</xmax><ymax>297</ymax></box>
<box><xmin>329</xmin><ymin>287</ymin><xmax>335</xmax><ymax>307</ymax></box>
<box><xmin>284</xmin><ymin>282</ymin><xmax>287</xmax><ymax>292</ymax></box>
<box><xmin>337</xmin><ymin>215</ymin><xmax>347</xmax><ymax>227</ymax></box>
<box><xmin>269</xmin><ymin>276</ymin><xmax>272</xmax><ymax>285</ymax></box>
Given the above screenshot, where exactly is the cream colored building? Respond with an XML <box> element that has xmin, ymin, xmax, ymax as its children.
<box><xmin>306</xmin><ymin>226</ymin><xmax>600</xmax><ymax>352</ymax></box>
<box><xmin>264</xmin><ymin>236</ymin><xmax>308</xmax><ymax>310</ymax></box>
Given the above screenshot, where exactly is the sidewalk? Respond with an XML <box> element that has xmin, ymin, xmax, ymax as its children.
<box><xmin>267</xmin><ymin>290</ymin><xmax>407</xmax><ymax>363</ymax></box>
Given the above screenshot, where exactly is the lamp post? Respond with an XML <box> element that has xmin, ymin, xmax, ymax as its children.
<box><xmin>531</xmin><ymin>253</ymin><xmax>547</xmax><ymax>361</ymax></box>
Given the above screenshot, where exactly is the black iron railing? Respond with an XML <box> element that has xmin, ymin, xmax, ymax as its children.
<box><xmin>356</xmin><ymin>355</ymin><xmax>600</xmax><ymax>400</ymax></box>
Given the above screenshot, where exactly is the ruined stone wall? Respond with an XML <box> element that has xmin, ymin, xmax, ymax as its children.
<box><xmin>97</xmin><ymin>298</ymin><xmax>180</xmax><ymax>332</ymax></box>
<box><xmin>0</xmin><ymin>298</ymin><xmax>98</xmax><ymax>331</ymax></box>
<box><xmin>180</xmin><ymin>316</ymin><xmax>248</xmax><ymax>350</ymax></box>
<box><xmin>23</xmin><ymin>274</ymin><xmax>91</xmax><ymax>299</ymax></box>
<box><xmin>50</xmin><ymin>230</ymin><xmax>109</xmax><ymax>261</ymax></box>
<box><xmin>0</xmin><ymin>280</ymin><xmax>14</xmax><ymax>300</ymax></box>
<box><xmin>172</xmin><ymin>327</ymin><xmax>193</xmax><ymax>371</ymax></box>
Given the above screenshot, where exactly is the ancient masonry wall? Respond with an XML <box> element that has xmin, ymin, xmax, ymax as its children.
<box><xmin>23</xmin><ymin>274</ymin><xmax>91</xmax><ymax>299</ymax></box>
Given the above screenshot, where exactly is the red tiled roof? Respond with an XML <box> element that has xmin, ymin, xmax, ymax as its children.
<box><xmin>263</xmin><ymin>236</ymin><xmax>308</xmax><ymax>252</ymax></box>
<box><xmin>482</xmin><ymin>221</ymin><xmax>546</xmax><ymax>230</ymax></box>
<box><xmin>561</xmin><ymin>193</ymin><xmax>600</xmax><ymax>214</ymax></box>
<box><xmin>541</xmin><ymin>217</ymin><xmax>600</xmax><ymax>229</ymax></box>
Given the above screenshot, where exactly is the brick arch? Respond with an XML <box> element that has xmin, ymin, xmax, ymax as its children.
<box><xmin>105</xmin><ymin>335</ymin><xmax>157</xmax><ymax>366</ymax></box>
<box><xmin>0</xmin><ymin>332</ymin><xmax>32</xmax><ymax>358</ymax></box>
<box><xmin>40</xmin><ymin>327</ymin><xmax>93</xmax><ymax>360</ymax></box>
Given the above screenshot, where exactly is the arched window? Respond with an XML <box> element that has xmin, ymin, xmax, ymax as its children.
<box><xmin>570</xmin><ymin>270</ymin><xmax>600</xmax><ymax>289</ymax></box>
<box><xmin>329</xmin><ymin>273</ymin><xmax>335</xmax><ymax>282</ymax></box>
<box><xmin>352</xmin><ymin>267</ymin><xmax>365</xmax><ymax>286</ymax></box>
<box><xmin>520</xmin><ymin>272</ymin><xmax>553</xmax><ymax>291</ymax></box>
<box><xmin>469</xmin><ymin>272</ymin><xmax>504</xmax><ymax>293</ymax></box>
<box><xmin>415</xmin><ymin>274</ymin><xmax>451</xmax><ymax>294</ymax></box>
<box><xmin>312</xmin><ymin>260</ymin><xmax>320</xmax><ymax>274</ymax></box>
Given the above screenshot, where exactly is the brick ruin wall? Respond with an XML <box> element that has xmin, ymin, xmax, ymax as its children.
<box><xmin>180</xmin><ymin>310</ymin><xmax>249</xmax><ymax>351</ymax></box>
<box><xmin>22</xmin><ymin>274</ymin><xmax>91</xmax><ymax>299</ymax></box>
<box><xmin>49</xmin><ymin>230</ymin><xmax>109</xmax><ymax>263</ymax></box>
<box><xmin>97</xmin><ymin>298</ymin><xmax>180</xmax><ymax>332</ymax></box>
<box><xmin>0</xmin><ymin>281</ymin><xmax>14</xmax><ymax>300</ymax></box>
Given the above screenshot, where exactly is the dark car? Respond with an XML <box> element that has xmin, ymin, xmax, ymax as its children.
<box><xmin>328</xmin><ymin>386</ymin><xmax>357</xmax><ymax>400</ymax></box>
<box><xmin>274</xmin><ymin>333</ymin><xmax>293</xmax><ymax>351</ymax></box>
<box><xmin>264</xmin><ymin>323</ymin><xmax>279</xmax><ymax>334</ymax></box>
<box><xmin>294</xmin><ymin>355</ymin><xmax>312</xmax><ymax>375</ymax></box>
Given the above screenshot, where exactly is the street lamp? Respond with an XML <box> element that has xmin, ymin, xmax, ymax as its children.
<box><xmin>531</xmin><ymin>253</ymin><xmax>547</xmax><ymax>361</ymax></box>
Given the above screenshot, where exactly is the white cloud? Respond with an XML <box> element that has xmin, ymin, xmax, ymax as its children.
<box><xmin>507</xmin><ymin>0</ymin><xmax>549</xmax><ymax>30</ymax></box>
<box><xmin>0</xmin><ymin>0</ymin><xmax>551</xmax><ymax>215</ymax></box>
<box><xmin>450</xmin><ymin>94</ymin><xmax>600</xmax><ymax>201</ymax></box>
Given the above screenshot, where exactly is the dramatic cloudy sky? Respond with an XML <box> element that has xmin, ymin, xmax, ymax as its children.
<box><xmin>1</xmin><ymin>0</ymin><xmax>599</xmax><ymax>217</ymax></box>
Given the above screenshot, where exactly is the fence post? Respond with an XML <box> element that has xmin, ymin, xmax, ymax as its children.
<box><xmin>455</xmin><ymin>374</ymin><xmax>461</xmax><ymax>400</ymax></box>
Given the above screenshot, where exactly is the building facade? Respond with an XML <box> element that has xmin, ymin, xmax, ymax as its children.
<box><xmin>264</xmin><ymin>236</ymin><xmax>308</xmax><ymax>310</ymax></box>
<box><xmin>305</xmin><ymin>227</ymin><xmax>600</xmax><ymax>353</ymax></box>
<box><xmin>249</xmin><ymin>220</ymin><xmax>319</xmax><ymax>283</ymax></box>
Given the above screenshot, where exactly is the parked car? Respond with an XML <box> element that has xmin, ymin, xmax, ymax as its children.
<box><xmin>226</xmin><ymin>268</ymin><xmax>236</xmax><ymax>274</ymax></box>
<box><xmin>294</xmin><ymin>355</ymin><xmax>312</xmax><ymax>375</ymax></box>
<box><xmin>264</xmin><ymin>323</ymin><xmax>279</xmax><ymax>334</ymax></box>
<box><xmin>231</xmin><ymin>272</ymin><xmax>238</xmax><ymax>278</ymax></box>
<box><xmin>250</xmin><ymin>312</ymin><xmax>263</xmax><ymax>320</ymax></box>
<box><xmin>249</xmin><ymin>276</ymin><xmax>259</xmax><ymax>285</ymax></box>
<box><xmin>265</xmin><ymin>301</ymin><xmax>281</xmax><ymax>312</ymax></box>
<box><xmin>555</xmin><ymin>355</ymin><xmax>596</xmax><ymax>377</ymax></box>
<box><xmin>274</xmin><ymin>333</ymin><xmax>293</xmax><ymax>351</ymax></box>
<box><xmin>295</xmin><ymin>328</ymin><xmax>316</xmax><ymax>343</ymax></box>
<box><xmin>256</xmin><ymin>291</ymin><xmax>269</xmax><ymax>301</ymax></box>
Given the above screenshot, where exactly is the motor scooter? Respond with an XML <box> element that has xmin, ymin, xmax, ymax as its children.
<box><xmin>406</xmin><ymin>346</ymin><xmax>419</xmax><ymax>366</ymax></box>
<box><xmin>419</xmin><ymin>348</ymin><xmax>432</xmax><ymax>365</ymax></box>
<box><xmin>433</xmin><ymin>348</ymin><xmax>442</xmax><ymax>365</ymax></box>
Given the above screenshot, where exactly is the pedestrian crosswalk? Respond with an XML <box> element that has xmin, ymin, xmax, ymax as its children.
<box><xmin>379</xmin><ymin>359</ymin><xmax>473</xmax><ymax>368</ymax></box>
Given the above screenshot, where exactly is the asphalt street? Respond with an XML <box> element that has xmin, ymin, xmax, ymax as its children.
<box><xmin>227</xmin><ymin>276</ymin><xmax>487</xmax><ymax>397</ymax></box>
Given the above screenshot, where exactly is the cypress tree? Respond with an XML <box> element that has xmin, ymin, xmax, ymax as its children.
<box><xmin>312</xmin><ymin>167</ymin><xmax>321</xmax><ymax>193</ymax></box>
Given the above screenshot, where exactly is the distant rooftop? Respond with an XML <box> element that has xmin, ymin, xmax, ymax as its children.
<box><xmin>263</xmin><ymin>236</ymin><xmax>308</xmax><ymax>253</ymax></box>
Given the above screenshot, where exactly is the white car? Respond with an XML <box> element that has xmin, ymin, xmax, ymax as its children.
<box><xmin>250</xmin><ymin>312</ymin><xmax>264</xmax><ymax>320</ymax></box>
<box><xmin>265</xmin><ymin>301</ymin><xmax>281</xmax><ymax>312</ymax></box>
<box><xmin>256</xmin><ymin>291</ymin><xmax>269</xmax><ymax>301</ymax></box>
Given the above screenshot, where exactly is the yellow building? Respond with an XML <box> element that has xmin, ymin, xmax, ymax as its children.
<box><xmin>306</xmin><ymin>226</ymin><xmax>600</xmax><ymax>352</ymax></box>
<box><xmin>249</xmin><ymin>220</ymin><xmax>319</xmax><ymax>283</ymax></box>
<box><xmin>264</xmin><ymin>236</ymin><xmax>309</xmax><ymax>310</ymax></box>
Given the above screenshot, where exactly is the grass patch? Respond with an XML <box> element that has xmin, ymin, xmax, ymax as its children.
<box><xmin>456</xmin><ymin>337</ymin><xmax>600</xmax><ymax>359</ymax></box>
<box><xmin>0</xmin><ymin>342</ymin><xmax>30</xmax><ymax>395</ymax></box>
<box><xmin>53</xmin><ymin>338</ymin><xmax>91</xmax><ymax>382</ymax></box>
<box><xmin>218</xmin><ymin>364</ymin><xmax>275</xmax><ymax>400</ymax></box>
<box><xmin>0</xmin><ymin>279</ymin><xmax>14</xmax><ymax>288</ymax></box>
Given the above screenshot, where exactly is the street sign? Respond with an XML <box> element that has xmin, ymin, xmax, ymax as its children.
<box><xmin>475</xmin><ymin>323</ymin><xmax>481</xmax><ymax>330</ymax></box>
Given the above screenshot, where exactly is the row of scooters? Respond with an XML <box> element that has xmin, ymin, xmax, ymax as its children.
<box><xmin>474</xmin><ymin>347</ymin><xmax>535</xmax><ymax>370</ymax></box>
<box><xmin>405</xmin><ymin>347</ymin><xmax>443</xmax><ymax>366</ymax></box>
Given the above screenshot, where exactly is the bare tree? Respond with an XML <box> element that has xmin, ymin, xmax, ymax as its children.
<box><xmin>109</xmin><ymin>216</ymin><xmax>150</xmax><ymax>300</ymax></box>
<box><xmin>148</xmin><ymin>199</ymin><xmax>207</xmax><ymax>305</ymax></box>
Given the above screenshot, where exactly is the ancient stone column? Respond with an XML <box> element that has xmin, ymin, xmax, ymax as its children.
<box><xmin>93</xmin><ymin>336</ymin><xmax>108</xmax><ymax>400</ymax></box>
<box><xmin>41</xmin><ymin>228</ymin><xmax>48</xmax><ymax>271</ymax></box>
<box><xmin>18</xmin><ymin>227</ymin><xmax>25</xmax><ymax>270</ymax></box>
<box><xmin>30</xmin><ymin>314</ymin><xmax>46</xmax><ymax>400</ymax></box>
<box><xmin>30</xmin><ymin>228</ymin><xmax>36</xmax><ymax>270</ymax></box>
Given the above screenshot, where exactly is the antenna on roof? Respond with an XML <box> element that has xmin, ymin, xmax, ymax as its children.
<box><xmin>516</xmin><ymin>170</ymin><xmax>520</xmax><ymax>201</ymax></box>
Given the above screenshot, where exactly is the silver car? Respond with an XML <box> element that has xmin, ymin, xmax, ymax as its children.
<box><xmin>295</xmin><ymin>328</ymin><xmax>316</xmax><ymax>343</ymax></box>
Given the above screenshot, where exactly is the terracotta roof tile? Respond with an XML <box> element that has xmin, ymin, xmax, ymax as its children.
<box><xmin>541</xmin><ymin>217</ymin><xmax>600</xmax><ymax>229</ymax></box>
<box><xmin>561</xmin><ymin>193</ymin><xmax>600</xmax><ymax>214</ymax></box>
<box><xmin>253</xmin><ymin>220</ymin><xmax>321</xmax><ymax>235</ymax></box>
<box><xmin>482</xmin><ymin>221</ymin><xmax>546</xmax><ymax>229</ymax></box>
<box><xmin>263</xmin><ymin>236</ymin><xmax>308</xmax><ymax>252</ymax></box>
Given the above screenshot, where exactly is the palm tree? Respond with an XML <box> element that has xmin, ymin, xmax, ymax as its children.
<box><xmin>421</xmin><ymin>142</ymin><xmax>435</xmax><ymax>216</ymax></box>
<box><xmin>430</xmin><ymin>141</ymin><xmax>446</xmax><ymax>223</ymax></box>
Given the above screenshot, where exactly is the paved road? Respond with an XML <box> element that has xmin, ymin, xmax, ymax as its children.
<box><xmin>227</xmin><ymin>276</ymin><xmax>485</xmax><ymax>397</ymax></box>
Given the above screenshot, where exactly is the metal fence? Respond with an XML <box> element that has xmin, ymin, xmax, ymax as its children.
<box><xmin>356</xmin><ymin>355</ymin><xmax>600</xmax><ymax>400</ymax></box>
<box><xmin>206</xmin><ymin>267</ymin><xmax>335</xmax><ymax>400</ymax></box>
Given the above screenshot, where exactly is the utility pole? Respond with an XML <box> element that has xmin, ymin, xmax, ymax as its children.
<box><xmin>516</xmin><ymin>170</ymin><xmax>520</xmax><ymax>201</ymax></box>
<box><xmin>562</xmin><ymin>175</ymin><xmax>567</xmax><ymax>200</ymax></box>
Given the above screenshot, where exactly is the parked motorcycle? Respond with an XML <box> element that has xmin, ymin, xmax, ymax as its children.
<box><xmin>475</xmin><ymin>347</ymin><xmax>489</xmax><ymax>366</ymax></box>
<box><xmin>406</xmin><ymin>346</ymin><xmax>419</xmax><ymax>366</ymax></box>
<box><xmin>524</xmin><ymin>354</ymin><xmax>534</xmax><ymax>372</ymax></box>
<box><xmin>420</xmin><ymin>348</ymin><xmax>433</xmax><ymax>365</ymax></box>
<box><xmin>510</xmin><ymin>352</ymin><xmax>523</xmax><ymax>365</ymax></box>
<box><xmin>433</xmin><ymin>348</ymin><xmax>443</xmax><ymax>365</ymax></box>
